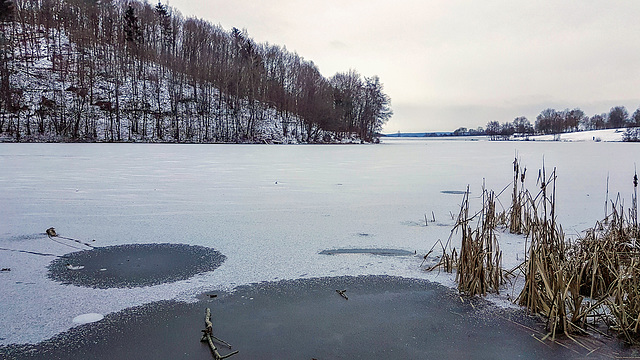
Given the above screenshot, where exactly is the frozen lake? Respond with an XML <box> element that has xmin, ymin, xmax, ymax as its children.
<box><xmin>0</xmin><ymin>138</ymin><xmax>638</xmax><ymax>344</ymax></box>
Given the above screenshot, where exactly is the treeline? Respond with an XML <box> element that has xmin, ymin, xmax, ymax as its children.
<box><xmin>453</xmin><ymin>105</ymin><xmax>640</xmax><ymax>140</ymax></box>
<box><xmin>0</xmin><ymin>0</ymin><xmax>392</xmax><ymax>143</ymax></box>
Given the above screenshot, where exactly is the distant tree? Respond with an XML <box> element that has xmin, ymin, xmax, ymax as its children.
<box><xmin>513</xmin><ymin>116</ymin><xmax>533</xmax><ymax>135</ymax></box>
<box><xmin>608</xmin><ymin>106</ymin><xmax>629</xmax><ymax>128</ymax></box>
<box><xmin>331</xmin><ymin>69</ymin><xmax>362</xmax><ymax>135</ymax></box>
<box><xmin>361</xmin><ymin>75</ymin><xmax>392</xmax><ymax>142</ymax></box>
<box><xmin>579</xmin><ymin>113</ymin><xmax>591</xmax><ymax>130</ymax></box>
<box><xmin>453</xmin><ymin>127</ymin><xmax>468</xmax><ymax>136</ymax></box>
<box><xmin>588</xmin><ymin>114</ymin><xmax>607</xmax><ymax>130</ymax></box>
<box><xmin>486</xmin><ymin>121</ymin><xmax>500</xmax><ymax>140</ymax></box>
<box><xmin>535</xmin><ymin>109</ymin><xmax>553</xmax><ymax>134</ymax></box>
<box><xmin>630</xmin><ymin>107</ymin><xmax>640</xmax><ymax>127</ymax></box>
<box><xmin>500</xmin><ymin>121</ymin><xmax>515</xmax><ymax>139</ymax></box>
<box><xmin>563</xmin><ymin>108</ymin><xmax>584</xmax><ymax>132</ymax></box>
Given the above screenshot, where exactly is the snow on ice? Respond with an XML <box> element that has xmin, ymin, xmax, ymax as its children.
<box><xmin>0</xmin><ymin>138</ymin><xmax>638</xmax><ymax>345</ymax></box>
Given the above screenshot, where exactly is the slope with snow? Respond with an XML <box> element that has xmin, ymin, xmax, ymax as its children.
<box><xmin>2</xmin><ymin>25</ymin><xmax>357</xmax><ymax>144</ymax></box>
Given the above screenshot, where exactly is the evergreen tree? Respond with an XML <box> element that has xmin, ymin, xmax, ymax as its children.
<box><xmin>124</xmin><ymin>5</ymin><xmax>142</xmax><ymax>45</ymax></box>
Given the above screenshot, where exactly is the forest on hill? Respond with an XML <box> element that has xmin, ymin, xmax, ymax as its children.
<box><xmin>0</xmin><ymin>0</ymin><xmax>392</xmax><ymax>143</ymax></box>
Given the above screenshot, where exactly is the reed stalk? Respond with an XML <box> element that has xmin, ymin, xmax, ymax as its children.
<box><xmin>424</xmin><ymin>159</ymin><xmax>640</xmax><ymax>344</ymax></box>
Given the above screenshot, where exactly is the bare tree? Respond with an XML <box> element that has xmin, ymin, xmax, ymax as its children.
<box><xmin>608</xmin><ymin>106</ymin><xmax>629</xmax><ymax>129</ymax></box>
<box><xmin>486</xmin><ymin>121</ymin><xmax>501</xmax><ymax>140</ymax></box>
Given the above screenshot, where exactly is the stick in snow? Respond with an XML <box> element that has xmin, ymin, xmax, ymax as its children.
<box><xmin>336</xmin><ymin>289</ymin><xmax>348</xmax><ymax>300</ymax></box>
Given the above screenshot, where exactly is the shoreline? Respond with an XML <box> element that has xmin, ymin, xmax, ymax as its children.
<box><xmin>2</xmin><ymin>275</ymin><xmax>635</xmax><ymax>360</ymax></box>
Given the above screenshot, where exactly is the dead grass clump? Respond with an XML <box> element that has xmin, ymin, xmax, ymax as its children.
<box><xmin>455</xmin><ymin>187</ymin><xmax>504</xmax><ymax>296</ymax></box>
<box><xmin>608</xmin><ymin>255</ymin><xmax>640</xmax><ymax>344</ymax></box>
<box><xmin>513</xmin><ymin>166</ymin><xmax>586</xmax><ymax>340</ymax></box>
<box><xmin>425</xmin><ymin>185</ymin><xmax>503</xmax><ymax>297</ymax></box>
<box><xmin>578</xmin><ymin>200</ymin><xmax>640</xmax><ymax>344</ymax></box>
<box><xmin>515</xmin><ymin>170</ymin><xmax>640</xmax><ymax>344</ymax></box>
<box><xmin>424</xmin><ymin>159</ymin><xmax>640</xmax><ymax>345</ymax></box>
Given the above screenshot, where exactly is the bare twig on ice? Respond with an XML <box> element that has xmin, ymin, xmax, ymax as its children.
<box><xmin>200</xmin><ymin>308</ymin><xmax>238</xmax><ymax>359</ymax></box>
<box><xmin>46</xmin><ymin>227</ymin><xmax>95</xmax><ymax>249</ymax></box>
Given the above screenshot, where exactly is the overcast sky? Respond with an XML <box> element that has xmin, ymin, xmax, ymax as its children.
<box><xmin>168</xmin><ymin>0</ymin><xmax>640</xmax><ymax>132</ymax></box>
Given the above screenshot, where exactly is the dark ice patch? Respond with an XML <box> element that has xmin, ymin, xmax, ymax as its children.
<box><xmin>320</xmin><ymin>248</ymin><xmax>414</xmax><ymax>256</ymax></box>
<box><xmin>47</xmin><ymin>243</ymin><xmax>225</xmax><ymax>289</ymax></box>
<box><xmin>4</xmin><ymin>233</ymin><xmax>48</xmax><ymax>242</ymax></box>
<box><xmin>1</xmin><ymin>275</ymin><xmax>617</xmax><ymax>360</ymax></box>
<box><xmin>440</xmin><ymin>190</ymin><xmax>468</xmax><ymax>195</ymax></box>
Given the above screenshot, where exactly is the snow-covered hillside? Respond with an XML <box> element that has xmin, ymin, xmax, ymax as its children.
<box><xmin>1</xmin><ymin>25</ymin><xmax>308</xmax><ymax>143</ymax></box>
<box><xmin>1</xmin><ymin>21</ymin><xmax>367</xmax><ymax>144</ymax></box>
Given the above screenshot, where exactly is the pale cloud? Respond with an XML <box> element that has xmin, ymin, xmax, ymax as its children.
<box><xmin>169</xmin><ymin>0</ymin><xmax>640</xmax><ymax>132</ymax></box>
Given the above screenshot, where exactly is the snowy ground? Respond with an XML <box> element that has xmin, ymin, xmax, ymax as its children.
<box><xmin>0</xmin><ymin>138</ymin><xmax>638</xmax><ymax>345</ymax></box>
<box><xmin>520</xmin><ymin>128</ymin><xmax>626</xmax><ymax>142</ymax></box>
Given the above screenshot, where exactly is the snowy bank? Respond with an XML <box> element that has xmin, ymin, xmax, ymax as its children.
<box><xmin>520</xmin><ymin>128</ymin><xmax>626</xmax><ymax>142</ymax></box>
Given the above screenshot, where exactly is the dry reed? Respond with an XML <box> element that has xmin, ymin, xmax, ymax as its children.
<box><xmin>581</xmin><ymin>202</ymin><xmax>640</xmax><ymax>344</ymax></box>
<box><xmin>425</xmin><ymin>157</ymin><xmax>640</xmax><ymax>345</ymax></box>
<box><xmin>455</xmin><ymin>186</ymin><xmax>504</xmax><ymax>296</ymax></box>
<box><xmin>515</xmin><ymin>164</ymin><xmax>640</xmax><ymax>343</ymax></box>
<box><xmin>426</xmin><ymin>185</ymin><xmax>503</xmax><ymax>296</ymax></box>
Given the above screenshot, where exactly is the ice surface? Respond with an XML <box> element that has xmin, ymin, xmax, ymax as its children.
<box><xmin>0</xmin><ymin>138</ymin><xmax>638</xmax><ymax>344</ymax></box>
<box><xmin>72</xmin><ymin>313</ymin><xmax>104</xmax><ymax>324</ymax></box>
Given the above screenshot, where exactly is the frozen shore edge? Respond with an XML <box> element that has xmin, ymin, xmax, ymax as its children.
<box><xmin>1</xmin><ymin>275</ymin><xmax>633</xmax><ymax>360</ymax></box>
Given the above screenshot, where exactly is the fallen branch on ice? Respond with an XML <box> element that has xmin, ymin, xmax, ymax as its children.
<box><xmin>46</xmin><ymin>227</ymin><xmax>95</xmax><ymax>249</ymax></box>
<box><xmin>200</xmin><ymin>308</ymin><xmax>238</xmax><ymax>360</ymax></box>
